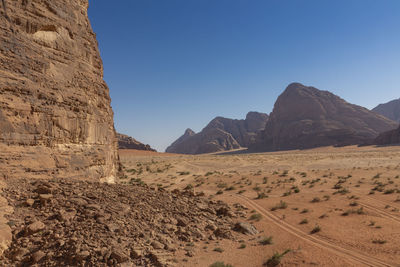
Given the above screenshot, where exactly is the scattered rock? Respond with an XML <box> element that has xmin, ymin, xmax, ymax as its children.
<box><xmin>110</xmin><ymin>250</ymin><xmax>129</xmax><ymax>263</ymax></box>
<box><xmin>25</xmin><ymin>199</ymin><xmax>35</xmax><ymax>207</ymax></box>
<box><xmin>25</xmin><ymin>221</ymin><xmax>45</xmax><ymax>236</ymax></box>
<box><xmin>31</xmin><ymin>250</ymin><xmax>45</xmax><ymax>263</ymax></box>
<box><xmin>1</xmin><ymin>178</ymin><xmax>240</xmax><ymax>266</ymax></box>
<box><xmin>233</xmin><ymin>222</ymin><xmax>259</xmax><ymax>235</ymax></box>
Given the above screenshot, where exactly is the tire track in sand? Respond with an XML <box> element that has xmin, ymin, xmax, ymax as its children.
<box><xmin>234</xmin><ymin>195</ymin><xmax>394</xmax><ymax>267</ymax></box>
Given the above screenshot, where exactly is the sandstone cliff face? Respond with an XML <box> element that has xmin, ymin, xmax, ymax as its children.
<box><xmin>117</xmin><ymin>133</ymin><xmax>156</xmax><ymax>151</ymax></box>
<box><xmin>251</xmin><ymin>83</ymin><xmax>398</xmax><ymax>151</ymax></box>
<box><xmin>166</xmin><ymin>112</ymin><xmax>268</xmax><ymax>154</ymax></box>
<box><xmin>0</xmin><ymin>0</ymin><xmax>119</xmax><ymax>182</ymax></box>
<box><xmin>373</xmin><ymin>126</ymin><xmax>400</xmax><ymax>145</ymax></box>
<box><xmin>372</xmin><ymin>98</ymin><xmax>400</xmax><ymax>122</ymax></box>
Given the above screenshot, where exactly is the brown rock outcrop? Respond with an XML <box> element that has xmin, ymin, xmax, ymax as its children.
<box><xmin>373</xmin><ymin>126</ymin><xmax>400</xmax><ymax>145</ymax></box>
<box><xmin>166</xmin><ymin>127</ymin><xmax>240</xmax><ymax>154</ymax></box>
<box><xmin>166</xmin><ymin>112</ymin><xmax>268</xmax><ymax>154</ymax></box>
<box><xmin>372</xmin><ymin>98</ymin><xmax>400</xmax><ymax>122</ymax></box>
<box><xmin>251</xmin><ymin>83</ymin><xmax>398</xmax><ymax>151</ymax></box>
<box><xmin>117</xmin><ymin>133</ymin><xmax>156</xmax><ymax>151</ymax></box>
<box><xmin>0</xmin><ymin>0</ymin><xmax>119</xmax><ymax>182</ymax></box>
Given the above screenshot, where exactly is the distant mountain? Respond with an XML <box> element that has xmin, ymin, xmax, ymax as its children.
<box><xmin>372</xmin><ymin>126</ymin><xmax>400</xmax><ymax>145</ymax></box>
<box><xmin>372</xmin><ymin>98</ymin><xmax>400</xmax><ymax>122</ymax></box>
<box><xmin>117</xmin><ymin>133</ymin><xmax>156</xmax><ymax>151</ymax></box>
<box><xmin>250</xmin><ymin>83</ymin><xmax>398</xmax><ymax>151</ymax></box>
<box><xmin>165</xmin><ymin>112</ymin><xmax>269</xmax><ymax>154</ymax></box>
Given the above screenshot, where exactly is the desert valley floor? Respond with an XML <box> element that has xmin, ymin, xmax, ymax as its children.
<box><xmin>119</xmin><ymin>146</ymin><xmax>400</xmax><ymax>267</ymax></box>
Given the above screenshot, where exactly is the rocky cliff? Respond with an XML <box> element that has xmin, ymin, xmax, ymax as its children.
<box><xmin>373</xmin><ymin>126</ymin><xmax>400</xmax><ymax>145</ymax></box>
<box><xmin>117</xmin><ymin>133</ymin><xmax>156</xmax><ymax>151</ymax></box>
<box><xmin>251</xmin><ymin>83</ymin><xmax>398</xmax><ymax>151</ymax></box>
<box><xmin>372</xmin><ymin>98</ymin><xmax>400</xmax><ymax>122</ymax></box>
<box><xmin>0</xmin><ymin>0</ymin><xmax>119</xmax><ymax>182</ymax></box>
<box><xmin>166</xmin><ymin>112</ymin><xmax>268</xmax><ymax>154</ymax></box>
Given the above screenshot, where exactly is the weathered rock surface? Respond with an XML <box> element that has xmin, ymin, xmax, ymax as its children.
<box><xmin>0</xmin><ymin>178</ymin><xmax>244</xmax><ymax>266</ymax></box>
<box><xmin>372</xmin><ymin>126</ymin><xmax>400</xmax><ymax>145</ymax></box>
<box><xmin>166</xmin><ymin>112</ymin><xmax>268</xmax><ymax>154</ymax></box>
<box><xmin>117</xmin><ymin>133</ymin><xmax>156</xmax><ymax>151</ymax></box>
<box><xmin>0</xmin><ymin>0</ymin><xmax>119</xmax><ymax>182</ymax></box>
<box><xmin>251</xmin><ymin>83</ymin><xmax>398</xmax><ymax>151</ymax></box>
<box><xmin>372</xmin><ymin>98</ymin><xmax>400</xmax><ymax>122</ymax></box>
<box><xmin>165</xmin><ymin>128</ymin><xmax>195</xmax><ymax>153</ymax></box>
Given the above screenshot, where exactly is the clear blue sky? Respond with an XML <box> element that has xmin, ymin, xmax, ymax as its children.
<box><xmin>88</xmin><ymin>0</ymin><xmax>400</xmax><ymax>152</ymax></box>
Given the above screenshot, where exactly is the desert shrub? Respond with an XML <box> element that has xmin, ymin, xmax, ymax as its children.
<box><xmin>310</xmin><ymin>225</ymin><xmax>321</xmax><ymax>234</ymax></box>
<box><xmin>264</xmin><ymin>249</ymin><xmax>291</xmax><ymax>267</ymax></box>
<box><xmin>256</xmin><ymin>192</ymin><xmax>268</xmax><ymax>199</ymax></box>
<box><xmin>372</xmin><ymin>239</ymin><xmax>387</xmax><ymax>244</ymax></box>
<box><xmin>299</xmin><ymin>218</ymin><xmax>308</xmax><ymax>224</ymax></box>
<box><xmin>259</xmin><ymin>236</ymin><xmax>273</xmax><ymax>245</ymax></box>
<box><xmin>310</xmin><ymin>197</ymin><xmax>321</xmax><ymax>203</ymax></box>
<box><xmin>184</xmin><ymin>184</ymin><xmax>193</xmax><ymax>190</ymax></box>
<box><xmin>300</xmin><ymin>208</ymin><xmax>309</xmax><ymax>214</ymax></box>
<box><xmin>271</xmin><ymin>200</ymin><xmax>287</xmax><ymax>211</ymax></box>
<box><xmin>249</xmin><ymin>213</ymin><xmax>262</xmax><ymax>221</ymax></box>
<box><xmin>349</xmin><ymin>201</ymin><xmax>358</xmax><ymax>206</ymax></box>
<box><xmin>213</xmin><ymin>247</ymin><xmax>224</xmax><ymax>253</ymax></box>
<box><xmin>209</xmin><ymin>262</ymin><xmax>233</xmax><ymax>267</ymax></box>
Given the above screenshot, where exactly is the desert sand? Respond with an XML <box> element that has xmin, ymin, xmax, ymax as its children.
<box><xmin>120</xmin><ymin>145</ymin><xmax>400</xmax><ymax>267</ymax></box>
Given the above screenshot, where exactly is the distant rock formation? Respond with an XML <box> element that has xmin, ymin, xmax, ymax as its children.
<box><xmin>372</xmin><ymin>98</ymin><xmax>400</xmax><ymax>122</ymax></box>
<box><xmin>0</xmin><ymin>0</ymin><xmax>119</xmax><ymax>182</ymax></box>
<box><xmin>117</xmin><ymin>133</ymin><xmax>156</xmax><ymax>151</ymax></box>
<box><xmin>166</xmin><ymin>112</ymin><xmax>268</xmax><ymax>154</ymax></box>
<box><xmin>166</xmin><ymin>129</ymin><xmax>195</xmax><ymax>153</ymax></box>
<box><xmin>372</xmin><ymin>126</ymin><xmax>400</xmax><ymax>145</ymax></box>
<box><xmin>251</xmin><ymin>83</ymin><xmax>398</xmax><ymax>152</ymax></box>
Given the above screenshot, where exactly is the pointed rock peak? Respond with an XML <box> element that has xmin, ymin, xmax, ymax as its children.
<box><xmin>184</xmin><ymin>128</ymin><xmax>195</xmax><ymax>136</ymax></box>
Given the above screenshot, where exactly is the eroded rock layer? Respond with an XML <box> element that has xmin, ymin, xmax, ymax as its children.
<box><xmin>0</xmin><ymin>1</ymin><xmax>119</xmax><ymax>182</ymax></box>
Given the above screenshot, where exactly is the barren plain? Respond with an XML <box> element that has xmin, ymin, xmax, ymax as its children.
<box><xmin>120</xmin><ymin>146</ymin><xmax>400</xmax><ymax>267</ymax></box>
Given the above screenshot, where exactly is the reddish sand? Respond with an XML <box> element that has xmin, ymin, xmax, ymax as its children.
<box><xmin>120</xmin><ymin>145</ymin><xmax>400</xmax><ymax>267</ymax></box>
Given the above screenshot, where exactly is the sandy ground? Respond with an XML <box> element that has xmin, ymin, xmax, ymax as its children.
<box><xmin>120</xmin><ymin>145</ymin><xmax>400</xmax><ymax>267</ymax></box>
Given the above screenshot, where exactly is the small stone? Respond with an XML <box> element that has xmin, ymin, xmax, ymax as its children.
<box><xmin>35</xmin><ymin>185</ymin><xmax>52</xmax><ymax>194</ymax></box>
<box><xmin>233</xmin><ymin>222</ymin><xmax>259</xmax><ymax>235</ymax></box>
<box><xmin>151</xmin><ymin>240</ymin><xmax>165</xmax><ymax>250</ymax></box>
<box><xmin>31</xmin><ymin>250</ymin><xmax>45</xmax><ymax>263</ymax></box>
<box><xmin>76</xmin><ymin>250</ymin><xmax>90</xmax><ymax>261</ymax></box>
<box><xmin>25</xmin><ymin>199</ymin><xmax>35</xmax><ymax>207</ymax></box>
<box><xmin>26</xmin><ymin>221</ymin><xmax>45</xmax><ymax>235</ymax></box>
<box><xmin>130</xmin><ymin>249</ymin><xmax>142</xmax><ymax>259</ymax></box>
<box><xmin>110</xmin><ymin>251</ymin><xmax>129</xmax><ymax>263</ymax></box>
<box><xmin>39</xmin><ymin>194</ymin><xmax>52</xmax><ymax>205</ymax></box>
<box><xmin>177</xmin><ymin>217</ymin><xmax>188</xmax><ymax>227</ymax></box>
<box><xmin>11</xmin><ymin>248</ymin><xmax>29</xmax><ymax>261</ymax></box>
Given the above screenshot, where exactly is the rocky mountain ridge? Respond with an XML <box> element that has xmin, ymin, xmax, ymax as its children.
<box><xmin>251</xmin><ymin>83</ymin><xmax>398</xmax><ymax>151</ymax></box>
<box><xmin>372</xmin><ymin>98</ymin><xmax>400</xmax><ymax>122</ymax></box>
<box><xmin>166</xmin><ymin>112</ymin><xmax>268</xmax><ymax>154</ymax></box>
